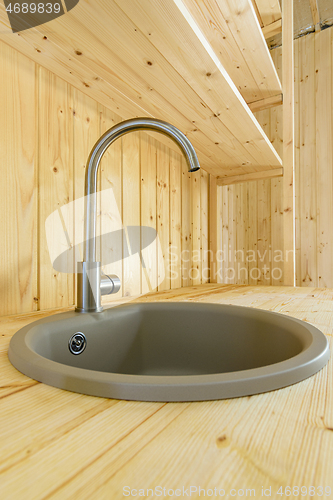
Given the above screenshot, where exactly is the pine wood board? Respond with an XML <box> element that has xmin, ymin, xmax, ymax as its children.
<box><xmin>0</xmin><ymin>0</ymin><xmax>282</xmax><ymax>176</ymax></box>
<box><xmin>0</xmin><ymin>285</ymin><xmax>333</xmax><ymax>499</ymax></box>
<box><xmin>140</xmin><ymin>133</ymin><xmax>158</xmax><ymax>294</ymax></box>
<box><xmin>38</xmin><ymin>68</ymin><xmax>74</xmax><ymax>310</ymax></box>
<box><xmin>180</xmin><ymin>0</ymin><xmax>281</xmax><ymax>103</ymax></box>
<box><xmin>99</xmin><ymin>106</ymin><xmax>124</xmax><ymax>301</ymax></box>
<box><xmin>170</xmin><ymin>151</ymin><xmax>182</xmax><ymax>289</ymax></box>
<box><xmin>0</xmin><ymin>43</ymin><xmax>37</xmax><ymax>316</ymax></box>
<box><xmin>252</xmin><ymin>0</ymin><xmax>281</xmax><ymax>27</ymax></box>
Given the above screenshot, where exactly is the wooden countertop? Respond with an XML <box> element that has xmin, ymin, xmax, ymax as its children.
<box><xmin>1</xmin><ymin>285</ymin><xmax>333</xmax><ymax>499</ymax></box>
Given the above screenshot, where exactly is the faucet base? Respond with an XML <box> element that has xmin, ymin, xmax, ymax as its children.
<box><xmin>76</xmin><ymin>261</ymin><xmax>103</xmax><ymax>313</ymax></box>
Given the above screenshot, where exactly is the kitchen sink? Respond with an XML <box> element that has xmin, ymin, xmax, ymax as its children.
<box><xmin>8</xmin><ymin>302</ymin><xmax>330</xmax><ymax>401</ymax></box>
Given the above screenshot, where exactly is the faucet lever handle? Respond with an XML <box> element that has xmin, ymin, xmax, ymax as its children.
<box><xmin>100</xmin><ymin>274</ymin><xmax>121</xmax><ymax>296</ymax></box>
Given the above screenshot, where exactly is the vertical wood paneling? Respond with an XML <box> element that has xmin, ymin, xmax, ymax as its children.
<box><xmin>0</xmin><ymin>44</ymin><xmax>37</xmax><ymax>316</ymax></box>
<box><xmin>122</xmin><ymin>132</ymin><xmax>141</xmax><ymax>296</ymax></box>
<box><xmin>73</xmin><ymin>91</ymin><xmax>100</xmax><ymax>306</ymax></box>
<box><xmin>141</xmin><ymin>133</ymin><xmax>158</xmax><ymax>293</ymax></box>
<box><xmin>182</xmin><ymin>161</ymin><xmax>192</xmax><ymax>287</ymax></box>
<box><xmin>38</xmin><ymin>68</ymin><xmax>73</xmax><ymax>310</ymax></box>
<box><xmin>248</xmin><ymin>181</ymin><xmax>258</xmax><ymax>285</ymax></box>
<box><xmin>294</xmin><ymin>38</ymin><xmax>302</xmax><ymax>287</ymax></box>
<box><xmin>157</xmin><ymin>143</ymin><xmax>170</xmax><ymax>291</ymax></box>
<box><xmin>220</xmin><ymin>185</ymin><xmax>229</xmax><ymax>283</ymax></box>
<box><xmin>257</xmin><ymin>179</ymin><xmax>271</xmax><ymax>285</ymax></box>
<box><xmin>170</xmin><ymin>150</ymin><xmax>182</xmax><ymax>289</ymax></box>
<box><xmin>99</xmin><ymin>106</ymin><xmax>123</xmax><ymax>302</ymax></box>
<box><xmin>315</xmin><ymin>28</ymin><xmax>333</xmax><ymax>288</ymax></box>
<box><xmin>0</xmin><ymin>40</ymin><xmax>210</xmax><ymax>317</ymax></box>
<box><xmin>200</xmin><ymin>170</ymin><xmax>209</xmax><ymax>283</ymax></box>
<box><xmin>216</xmin><ymin>31</ymin><xmax>333</xmax><ymax>289</ymax></box>
<box><xmin>191</xmin><ymin>171</ymin><xmax>201</xmax><ymax>285</ymax></box>
<box><xmin>228</xmin><ymin>185</ymin><xmax>236</xmax><ymax>284</ymax></box>
<box><xmin>299</xmin><ymin>34</ymin><xmax>317</xmax><ymax>286</ymax></box>
<box><xmin>270</xmin><ymin>47</ymin><xmax>284</xmax><ymax>286</ymax></box>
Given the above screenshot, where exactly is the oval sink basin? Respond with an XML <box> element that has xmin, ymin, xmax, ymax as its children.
<box><xmin>8</xmin><ymin>302</ymin><xmax>330</xmax><ymax>401</ymax></box>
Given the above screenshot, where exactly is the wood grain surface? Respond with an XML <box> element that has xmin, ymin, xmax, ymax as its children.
<box><xmin>0</xmin><ymin>285</ymin><xmax>332</xmax><ymax>499</ymax></box>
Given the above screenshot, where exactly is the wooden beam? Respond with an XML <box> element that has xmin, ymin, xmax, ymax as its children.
<box><xmin>309</xmin><ymin>0</ymin><xmax>320</xmax><ymax>31</ymax></box>
<box><xmin>262</xmin><ymin>19</ymin><xmax>282</xmax><ymax>39</ymax></box>
<box><xmin>248</xmin><ymin>93</ymin><xmax>283</xmax><ymax>112</ymax></box>
<box><xmin>217</xmin><ymin>168</ymin><xmax>283</xmax><ymax>186</ymax></box>
<box><xmin>282</xmin><ymin>0</ymin><xmax>295</xmax><ymax>286</ymax></box>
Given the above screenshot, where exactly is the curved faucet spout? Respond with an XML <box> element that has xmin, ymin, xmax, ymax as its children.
<box><xmin>77</xmin><ymin>117</ymin><xmax>200</xmax><ymax>313</ymax></box>
<box><xmin>84</xmin><ymin>117</ymin><xmax>200</xmax><ymax>263</ymax></box>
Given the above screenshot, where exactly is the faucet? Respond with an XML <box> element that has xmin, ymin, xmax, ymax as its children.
<box><xmin>76</xmin><ymin>117</ymin><xmax>200</xmax><ymax>313</ymax></box>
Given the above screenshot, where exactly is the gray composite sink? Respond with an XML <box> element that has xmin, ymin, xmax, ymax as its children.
<box><xmin>8</xmin><ymin>302</ymin><xmax>330</xmax><ymax>401</ymax></box>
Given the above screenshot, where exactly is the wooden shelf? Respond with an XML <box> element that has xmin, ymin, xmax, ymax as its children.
<box><xmin>0</xmin><ymin>0</ymin><xmax>282</xmax><ymax>177</ymax></box>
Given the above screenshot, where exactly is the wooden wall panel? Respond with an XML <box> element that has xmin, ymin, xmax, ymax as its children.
<box><xmin>0</xmin><ymin>40</ymin><xmax>210</xmax><ymax>317</ymax></box>
<box><xmin>140</xmin><ymin>134</ymin><xmax>158</xmax><ymax>294</ymax></box>
<box><xmin>156</xmin><ymin>144</ymin><xmax>170</xmax><ymax>291</ymax></box>
<box><xmin>191</xmin><ymin>171</ymin><xmax>201</xmax><ymax>285</ymax></box>
<box><xmin>0</xmin><ymin>44</ymin><xmax>37</xmax><ymax>316</ymax></box>
<box><xmin>38</xmin><ymin>68</ymin><xmax>74</xmax><ymax>311</ymax></box>
<box><xmin>99</xmin><ymin>106</ymin><xmax>123</xmax><ymax>302</ymax></box>
<box><xmin>315</xmin><ymin>28</ymin><xmax>333</xmax><ymax>288</ymax></box>
<box><xmin>122</xmin><ymin>132</ymin><xmax>141</xmax><ymax>296</ymax></box>
<box><xmin>170</xmin><ymin>150</ymin><xmax>182</xmax><ymax>289</ymax></box>
<box><xmin>215</xmin><ymin>29</ymin><xmax>333</xmax><ymax>289</ymax></box>
<box><xmin>299</xmin><ymin>34</ymin><xmax>317</xmax><ymax>286</ymax></box>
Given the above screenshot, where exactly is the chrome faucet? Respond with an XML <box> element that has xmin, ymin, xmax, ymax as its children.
<box><xmin>76</xmin><ymin>117</ymin><xmax>201</xmax><ymax>313</ymax></box>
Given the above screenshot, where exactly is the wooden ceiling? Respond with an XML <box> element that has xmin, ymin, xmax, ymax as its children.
<box><xmin>0</xmin><ymin>0</ymin><xmax>283</xmax><ymax>177</ymax></box>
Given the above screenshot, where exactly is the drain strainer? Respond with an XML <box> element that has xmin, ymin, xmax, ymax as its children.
<box><xmin>69</xmin><ymin>332</ymin><xmax>87</xmax><ymax>355</ymax></box>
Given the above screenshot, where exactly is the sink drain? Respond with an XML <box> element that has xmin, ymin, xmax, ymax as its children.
<box><xmin>69</xmin><ymin>332</ymin><xmax>87</xmax><ymax>355</ymax></box>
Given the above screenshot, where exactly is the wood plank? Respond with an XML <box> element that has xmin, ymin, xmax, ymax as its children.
<box><xmin>294</xmin><ymin>39</ymin><xmax>302</xmax><ymax>287</ymax></box>
<box><xmin>140</xmin><ymin>133</ymin><xmax>158</xmax><ymax>294</ymax></box>
<box><xmin>114</xmin><ymin>0</ymin><xmax>282</xmax><ymax>170</ymax></box>
<box><xmin>257</xmin><ymin>179</ymin><xmax>272</xmax><ymax>285</ymax></box>
<box><xmin>315</xmin><ymin>29</ymin><xmax>333</xmax><ymax>287</ymax></box>
<box><xmin>38</xmin><ymin>68</ymin><xmax>74</xmax><ymax>310</ymax></box>
<box><xmin>122</xmin><ymin>132</ymin><xmax>141</xmax><ymax>296</ymax></box>
<box><xmin>169</xmin><ymin>150</ymin><xmax>182</xmax><ymax>289</ymax></box>
<box><xmin>253</xmin><ymin>0</ymin><xmax>281</xmax><ymax>26</ymax></box>
<box><xmin>221</xmin><ymin>185</ymin><xmax>229</xmax><ymax>283</ymax></box>
<box><xmin>191</xmin><ymin>170</ymin><xmax>201</xmax><ymax>285</ymax></box>
<box><xmin>181</xmin><ymin>160</ymin><xmax>192</xmax><ymax>287</ymax></box>
<box><xmin>180</xmin><ymin>0</ymin><xmax>281</xmax><ymax>103</ymax></box>
<box><xmin>72</xmin><ymin>90</ymin><xmax>100</xmax><ymax>310</ymax></box>
<box><xmin>99</xmin><ymin>106</ymin><xmax>124</xmax><ymax>302</ymax></box>
<box><xmin>0</xmin><ymin>5</ymin><xmax>238</xmax><ymax>176</ymax></box>
<box><xmin>0</xmin><ymin>1</ymin><xmax>282</xmax><ymax>177</ymax></box>
<box><xmin>157</xmin><ymin>144</ymin><xmax>170</xmax><ymax>291</ymax></box>
<box><xmin>270</xmin><ymin>47</ymin><xmax>284</xmax><ymax>286</ymax></box>
<box><xmin>299</xmin><ymin>34</ymin><xmax>316</xmax><ymax>287</ymax></box>
<box><xmin>0</xmin><ymin>43</ymin><xmax>37</xmax><ymax>316</ymax></box>
<box><xmin>209</xmin><ymin>175</ymin><xmax>218</xmax><ymax>283</ymax></box>
<box><xmin>200</xmin><ymin>170</ymin><xmax>209</xmax><ymax>284</ymax></box>
<box><xmin>228</xmin><ymin>184</ymin><xmax>236</xmax><ymax>283</ymax></box>
<box><xmin>262</xmin><ymin>19</ymin><xmax>282</xmax><ymax>39</ymax></box>
<box><xmin>310</xmin><ymin>0</ymin><xmax>321</xmax><ymax>31</ymax></box>
<box><xmin>250</xmin><ymin>0</ymin><xmax>264</xmax><ymax>27</ymax></box>
<box><xmin>248</xmin><ymin>181</ymin><xmax>258</xmax><ymax>285</ymax></box>
<box><xmin>248</xmin><ymin>93</ymin><xmax>282</xmax><ymax>113</ymax></box>
<box><xmin>282</xmin><ymin>0</ymin><xmax>295</xmax><ymax>286</ymax></box>
<box><xmin>217</xmin><ymin>168</ymin><xmax>283</xmax><ymax>186</ymax></box>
